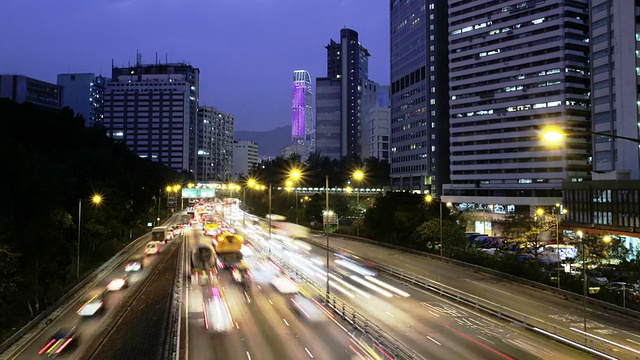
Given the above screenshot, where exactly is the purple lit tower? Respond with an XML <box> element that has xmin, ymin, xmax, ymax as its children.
<box><xmin>291</xmin><ymin>70</ymin><xmax>313</xmax><ymax>144</ymax></box>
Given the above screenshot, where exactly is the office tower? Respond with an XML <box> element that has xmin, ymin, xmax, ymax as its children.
<box><xmin>361</xmin><ymin>81</ymin><xmax>390</xmax><ymax>160</ymax></box>
<box><xmin>233</xmin><ymin>140</ymin><xmax>259</xmax><ymax>179</ymax></box>
<box><xmin>316</xmin><ymin>28</ymin><xmax>370</xmax><ymax>160</ymax></box>
<box><xmin>589</xmin><ymin>0</ymin><xmax>640</xmax><ymax>179</ymax></box>
<box><xmin>103</xmin><ymin>62</ymin><xmax>200</xmax><ymax>175</ymax></box>
<box><xmin>0</xmin><ymin>75</ymin><xmax>61</xmax><ymax>109</ymax></box>
<box><xmin>563</xmin><ymin>0</ymin><xmax>640</xmax><ymax>247</ymax></box>
<box><xmin>197</xmin><ymin>106</ymin><xmax>234</xmax><ymax>181</ymax></box>
<box><xmin>390</xmin><ymin>1</ymin><xmax>450</xmax><ymax>195</ymax></box>
<box><xmin>57</xmin><ymin>73</ymin><xmax>109</xmax><ymax>127</ymax></box>
<box><xmin>445</xmin><ymin>0</ymin><xmax>591</xmax><ymax>217</ymax></box>
<box><xmin>292</xmin><ymin>70</ymin><xmax>312</xmax><ymax>144</ymax></box>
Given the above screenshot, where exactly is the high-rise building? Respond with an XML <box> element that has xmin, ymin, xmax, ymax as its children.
<box><xmin>444</xmin><ymin>0</ymin><xmax>591</xmax><ymax>218</ymax></box>
<box><xmin>103</xmin><ymin>62</ymin><xmax>199</xmax><ymax>175</ymax></box>
<box><xmin>57</xmin><ymin>73</ymin><xmax>109</xmax><ymax>127</ymax></box>
<box><xmin>562</xmin><ymin>0</ymin><xmax>640</xmax><ymax>248</ymax></box>
<box><xmin>197</xmin><ymin>106</ymin><xmax>234</xmax><ymax>181</ymax></box>
<box><xmin>390</xmin><ymin>1</ymin><xmax>450</xmax><ymax>196</ymax></box>
<box><xmin>292</xmin><ymin>70</ymin><xmax>312</xmax><ymax>143</ymax></box>
<box><xmin>0</xmin><ymin>75</ymin><xmax>61</xmax><ymax>109</ymax></box>
<box><xmin>316</xmin><ymin>28</ymin><xmax>370</xmax><ymax>160</ymax></box>
<box><xmin>361</xmin><ymin>80</ymin><xmax>390</xmax><ymax>160</ymax></box>
<box><xmin>233</xmin><ymin>140</ymin><xmax>259</xmax><ymax>179</ymax></box>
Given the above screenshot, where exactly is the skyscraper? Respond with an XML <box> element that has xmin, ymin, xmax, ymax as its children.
<box><xmin>316</xmin><ymin>28</ymin><xmax>370</xmax><ymax>160</ymax></box>
<box><xmin>292</xmin><ymin>70</ymin><xmax>312</xmax><ymax>145</ymax></box>
<box><xmin>445</xmin><ymin>0</ymin><xmax>591</xmax><ymax>217</ymax></box>
<box><xmin>197</xmin><ymin>106</ymin><xmax>234</xmax><ymax>181</ymax></box>
<box><xmin>390</xmin><ymin>1</ymin><xmax>450</xmax><ymax>195</ymax></box>
<box><xmin>57</xmin><ymin>73</ymin><xmax>109</xmax><ymax>127</ymax></box>
<box><xmin>103</xmin><ymin>62</ymin><xmax>199</xmax><ymax>175</ymax></box>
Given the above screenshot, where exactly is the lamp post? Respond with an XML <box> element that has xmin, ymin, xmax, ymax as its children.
<box><xmin>577</xmin><ymin>230</ymin><xmax>587</xmax><ymax>334</ymax></box>
<box><xmin>243</xmin><ymin>179</ymin><xmax>256</xmax><ymax>228</ymax></box>
<box><xmin>268</xmin><ymin>184</ymin><xmax>272</xmax><ymax>254</ymax></box>
<box><xmin>289</xmin><ymin>169</ymin><xmax>302</xmax><ymax>224</ymax></box>
<box><xmin>352</xmin><ymin>170</ymin><xmax>364</xmax><ymax>237</ymax></box>
<box><xmin>77</xmin><ymin>194</ymin><xmax>102</xmax><ymax>280</ymax></box>
<box><xmin>425</xmin><ymin>194</ymin><xmax>444</xmax><ymax>257</ymax></box>
<box><xmin>325</xmin><ymin>175</ymin><xmax>330</xmax><ymax>298</ymax></box>
<box><xmin>543</xmin><ymin>128</ymin><xmax>640</xmax><ymax>145</ymax></box>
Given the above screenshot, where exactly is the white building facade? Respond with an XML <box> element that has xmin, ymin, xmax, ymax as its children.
<box><xmin>233</xmin><ymin>140</ymin><xmax>259</xmax><ymax>179</ymax></box>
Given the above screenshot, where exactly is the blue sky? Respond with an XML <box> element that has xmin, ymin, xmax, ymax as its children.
<box><xmin>0</xmin><ymin>0</ymin><xmax>389</xmax><ymax>131</ymax></box>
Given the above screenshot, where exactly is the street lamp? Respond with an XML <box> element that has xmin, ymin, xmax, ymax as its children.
<box><xmin>543</xmin><ymin>128</ymin><xmax>640</xmax><ymax>144</ymax></box>
<box><xmin>424</xmin><ymin>194</ymin><xmax>444</xmax><ymax>257</ymax></box>
<box><xmin>352</xmin><ymin>170</ymin><xmax>365</xmax><ymax>237</ymax></box>
<box><xmin>289</xmin><ymin>169</ymin><xmax>302</xmax><ymax>224</ymax></box>
<box><xmin>577</xmin><ymin>230</ymin><xmax>587</xmax><ymax>333</ymax></box>
<box><xmin>325</xmin><ymin>175</ymin><xmax>330</xmax><ymax>298</ymax></box>
<box><xmin>243</xmin><ymin>178</ymin><xmax>257</xmax><ymax>228</ymax></box>
<box><xmin>78</xmin><ymin>194</ymin><xmax>102</xmax><ymax>280</ymax></box>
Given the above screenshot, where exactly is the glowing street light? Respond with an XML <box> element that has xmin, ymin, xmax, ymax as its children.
<box><xmin>352</xmin><ymin>170</ymin><xmax>365</xmax><ymax>237</ymax></box>
<box><xmin>288</xmin><ymin>168</ymin><xmax>303</xmax><ymax>224</ymax></box>
<box><xmin>424</xmin><ymin>194</ymin><xmax>443</xmax><ymax>257</ymax></box>
<box><xmin>78</xmin><ymin>193</ymin><xmax>103</xmax><ymax>280</ymax></box>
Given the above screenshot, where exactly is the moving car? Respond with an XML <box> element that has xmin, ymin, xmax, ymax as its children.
<box><xmin>39</xmin><ymin>327</ymin><xmax>78</xmax><ymax>357</ymax></box>
<box><xmin>290</xmin><ymin>294</ymin><xmax>327</xmax><ymax>321</ymax></box>
<box><xmin>77</xmin><ymin>290</ymin><xmax>106</xmax><ymax>317</ymax></box>
<box><xmin>145</xmin><ymin>241</ymin><xmax>159</xmax><ymax>256</ymax></box>
<box><xmin>106</xmin><ymin>275</ymin><xmax>129</xmax><ymax>291</ymax></box>
<box><xmin>125</xmin><ymin>256</ymin><xmax>144</xmax><ymax>272</ymax></box>
<box><xmin>271</xmin><ymin>274</ymin><xmax>299</xmax><ymax>294</ymax></box>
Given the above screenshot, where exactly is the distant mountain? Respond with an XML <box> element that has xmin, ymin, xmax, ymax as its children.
<box><xmin>235</xmin><ymin>125</ymin><xmax>291</xmax><ymax>158</ymax></box>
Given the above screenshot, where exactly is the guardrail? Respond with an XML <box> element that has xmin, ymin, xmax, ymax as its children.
<box><xmin>321</xmin><ymin>231</ymin><xmax>640</xmax><ymax>319</ymax></box>
<box><xmin>162</xmin><ymin>233</ymin><xmax>185</xmax><ymax>360</ymax></box>
<box><xmin>305</xmin><ymin>234</ymin><xmax>632</xmax><ymax>360</ymax></box>
<box><xmin>250</xmin><ymin>239</ymin><xmax>425</xmax><ymax>360</ymax></box>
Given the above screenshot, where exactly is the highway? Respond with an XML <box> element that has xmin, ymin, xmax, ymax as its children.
<box><xmin>184</xmin><ymin>223</ymin><xmax>380</xmax><ymax>360</ymax></box>
<box><xmin>301</xmin><ymin>231</ymin><xmax>640</xmax><ymax>359</ymax></box>
<box><xmin>241</xmin><ymin>224</ymin><xmax>590</xmax><ymax>360</ymax></box>
<box><xmin>2</xmin><ymin>225</ymin><xmax>179</xmax><ymax>360</ymax></box>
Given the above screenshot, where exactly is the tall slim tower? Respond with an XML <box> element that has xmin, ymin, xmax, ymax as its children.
<box><xmin>390</xmin><ymin>1</ymin><xmax>450</xmax><ymax>195</ymax></box>
<box><xmin>292</xmin><ymin>70</ymin><xmax>312</xmax><ymax>144</ymax></box>
<box><xmin>316</xmin><ymin>28</ymin><xmax>370</xmax><ymax>160</ymax></box>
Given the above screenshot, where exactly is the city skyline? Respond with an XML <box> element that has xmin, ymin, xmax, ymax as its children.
<box><xmin>0</xmin><ymin>0</ymin><xmax>389</xmax><ymax>132</ymax></box>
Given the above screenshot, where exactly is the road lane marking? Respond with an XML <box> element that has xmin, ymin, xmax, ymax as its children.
<box><xmin>283</xmin><ymin>319</ymin><xmax>290</xmax><ymax>326</ymax></box>
<box><xmin>428</xmin><ymin>311</ymin><xmax>440</xmax><ymax>317</ymax></box>
<box><xmin>235</xmin><ymin>322</ymin><xmax>240</xmax><ymax>329</ymax></box>
<box><xmin>246</xmin><ymin>351</ymin><xmax>252</xmax><ymax>360</ymax></box>
<box><xmin>628</xmin><ymin>339</ymin><xmax>640</xmax><ymax>346</ymax></box>
<box><xmin>385</xmin><ymin>311</ymin><xmax>395</xmax><ymax>317</ymax></box>
<box><xmin>478</xmin><ymin>335</ymin><xmax>495</xmax><ymax>345</ymax></box>
<box><xmin>268</xmin><ymin>300</ymin><xmax>273</xmax><ymax>305</ymax></box>
<box><xmin>305</xmin><ymin>347</ymin><xmax>314</xmax><ymax>358</ymax></box>
<box><xmin>426</xmin><ymin>336</ymin><xmax>441</xmax><ymax>345</ymax></box>
<box><xmin>463</xmin><ymin>279</ymin><xmax>558</xmax><ymax>310</ymax></box>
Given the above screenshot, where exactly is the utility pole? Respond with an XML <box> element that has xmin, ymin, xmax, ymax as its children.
<box><xmin>325</xmin><ymin>175</ymin><xmax>330</xmax><ymax>298</ymax></box>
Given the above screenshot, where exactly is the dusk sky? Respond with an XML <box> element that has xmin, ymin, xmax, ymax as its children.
<box><xmin>0</xmin><ymin>0</ymin><xmax>389</xmax><ymax>132</ymax></box>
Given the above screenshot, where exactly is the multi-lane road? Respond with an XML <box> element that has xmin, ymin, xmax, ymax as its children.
<box><xmin>184</xmin><ymin>225</ymin><xmax>379</xmax><ymax>360</ymax></box>
<box><xmin>2</xmin><ymin>224</ymin><xmax>180</xmax><ymax>360</ymax></box>
<box><xmin>243</xmin><ymin>225</ymin><xmax>590</xmax><ymax>360</ymax></box>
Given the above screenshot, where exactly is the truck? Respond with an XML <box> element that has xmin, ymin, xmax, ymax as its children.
<box><xmin>151</xmin><ymin>226</ymin><xmax>171</xmax><ymax>243</ymax></box>
<box><xmin>213</xmin><ymin>231</ymin><xmax>244</xmax><ymax>267</ymax></box>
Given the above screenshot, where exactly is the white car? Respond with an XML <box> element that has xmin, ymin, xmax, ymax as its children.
<box><xmin>145</xmin><ymin>242</ymin><xmax>159</xmax><ymax>256</ymax></box>
<box><xmin>106</xmin><ymin>276</ymin><xmax>129</xmax><ymax>291</ymax></box>
<box><xmin>271</xmin><ymin>274</ymin><xmax>299</xmax><ymax>294</ymax></box>
<box><xmin>77</xmin><ymin>291</ymin><xmax>105</xmax><ymax>317</ymax></box>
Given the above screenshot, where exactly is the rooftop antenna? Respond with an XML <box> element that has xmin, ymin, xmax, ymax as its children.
<box><xmin>156</xmin><ymin>52</ymin><xmax>158</xmax><ymax>65</ymax></box>
<box><xmin>165</xmin><ymin>53</ymin><xmax>168</xmax><ymax>64</ymax></box>
<box><xmin>136</xmin><ymin>50</ymin><xmax>142</xmax><ymax>66</ymax></box>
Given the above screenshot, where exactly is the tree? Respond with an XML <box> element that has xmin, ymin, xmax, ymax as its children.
<box><xmin>497</xmin><ymin>214</ymin><xmax>555</xmax><ymax>261</ymax></box>
<box><xmin>412</xmin><ymin>219</ymin><xmax>466</xmax><ymax>253</ymax></box>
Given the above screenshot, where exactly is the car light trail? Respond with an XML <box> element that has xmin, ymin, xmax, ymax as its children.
<box><xmin>335</xmin><ymin>259</ymin><xmax>376</xmax><ymax>276</ymax></box>
<box><xmin>446</xmin><ymin>324</ymin><xmax>514</xmax><ymax>360</ymax></box>
<box><xmin>570</xmin><ymin>327</ymin><xmax>640</xmax><ymax>355</ymax></box>
<box><xmin>328</xmin><ymin>280</ymin><xmax>356</xmax><ymax>298</ymax></box>
<box><xmin>365</xmin><ymin>276</ymin><xmax>411</xmax><ymax>297</ymax></box>
<box><xmin>328</xmin><ymin>273</ymin><xmax>371</xmax><ymax>298</ymax></box>
<box><xmin>534</xmin><ymin>328</ymin><xmax>617</xmax><ymax>360</ymax></box>
<box><xmin>350</xmin><ymin>276</ymin><xmax>392</xmax><ymax>297</ymax></box>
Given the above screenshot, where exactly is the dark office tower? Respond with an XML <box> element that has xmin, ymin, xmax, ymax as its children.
<box><xmin>0</xmin><ymin>75</ymin><xmax>62</xmax><ymax>109</ymax></box>
<box><xmin>446</xmin><ymin>0</ymin><xmax>591</xmax><ymax>217</ymax></box>
<box><xmin>57</xmin><ymin>73</ymin><xmax>109</xmax><ymax>127</ymax></box>
<box><xmin>389</xmin><ymin>1</ymin><xmax>450</xmax><ymax>196</ymax></box>
<box><xmin>316</xmin><ymin>28</ymin><xmax>370</xmax><ymax>160</ymax></box>
<box><xmin>197</xmin><ymin>106</ymin><xmax>234</xmax><ymax>182</ymax></box>
<box><xmin>104</xmin><ymin>62</ymin><xmax>199</xmax><ymax>176</ymax></box>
